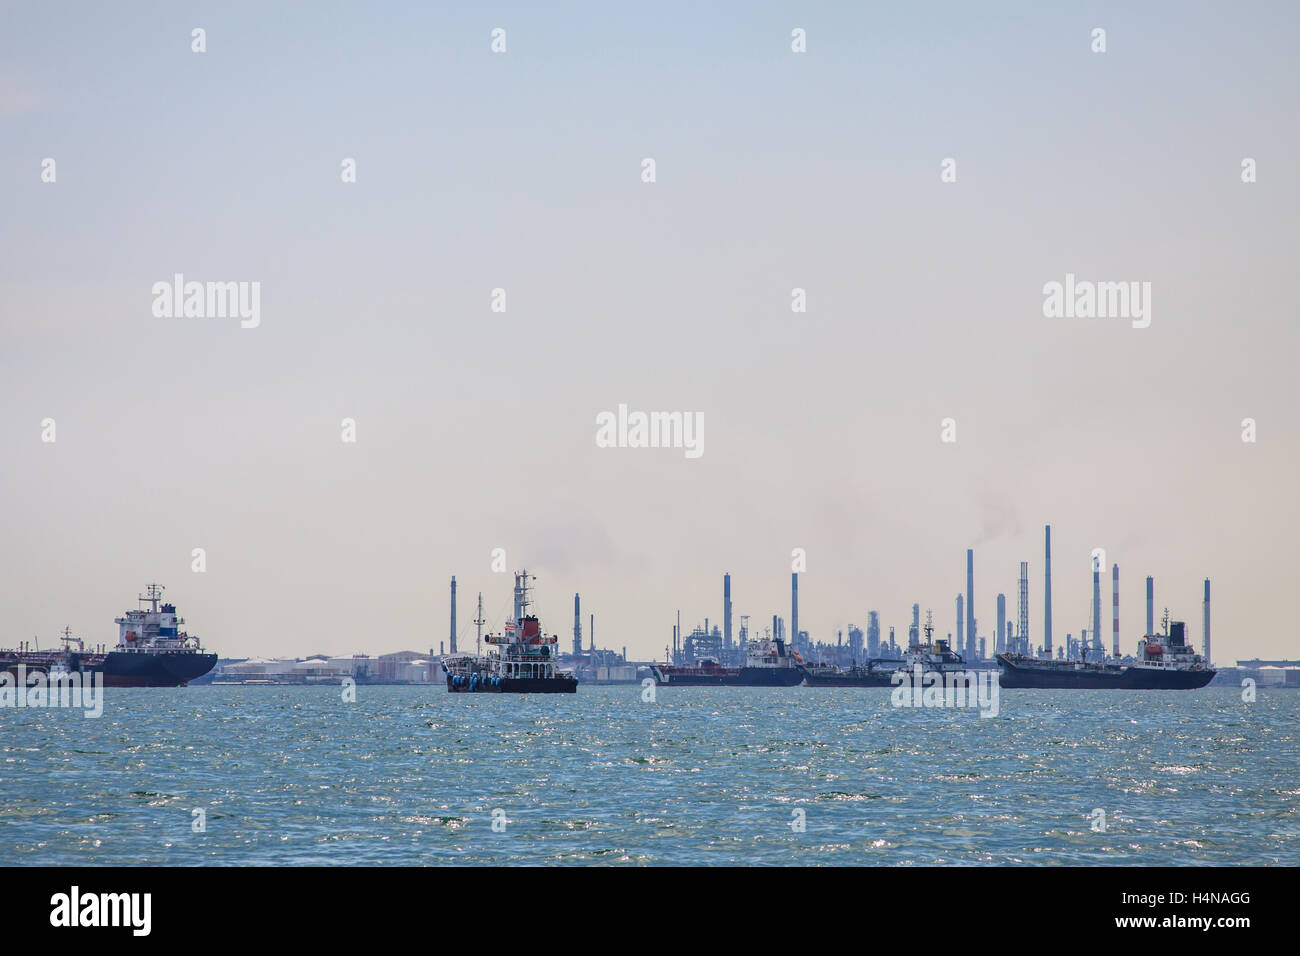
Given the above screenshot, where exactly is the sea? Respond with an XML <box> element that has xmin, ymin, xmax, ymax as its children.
<box><xmin>2</xmin><ymin>685</ymin><xmax>1296</xmax><ymax>865</ymax></box>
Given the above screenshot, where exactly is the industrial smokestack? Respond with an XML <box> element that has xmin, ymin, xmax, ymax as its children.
<box><xmin>1203</xmin><ymin>578</ymin><xmax>1212</xmax><ymax>664</ymax></box>
<box><xmin>1018</xmin><ymin>561</ymin><xmax>1030</xmax><ymax>655</ymax></box>
<box><xmin>1091</xmin><ymin>564</ymin><xmax>1101</xmax><ymax>658</ymax></box>
<box><xmin>966</xmin><ymin>549</ymin><xmax>976</xmax><ymax>664</ymax></box>
<box><xmin>996</xmin><ymin>593</ymin><xmax>1006</xmax><ymax>655</ymax></box>
<box><xmin>956</xmin><ymin>594</ymin><xmax>964</xmax><ymax>649</ymax></box>
<box><xmin>724</xmin><ymin>573</ymin><xmax>733</xmax><ymax>654</ymax></box>
<box><xmin>590</xmin><ymin>613</ymin><xmax>595</xmax><ymax>653</ymax></box>
<box><xmin>573</xmin><ymin>593</ymin><xmax>582</xmax><ymax>658</ymax></box>
<box><xmin>1146</xmin><ymin>576</ymin><xmax>1154</xmax><ymax>635</ymax></box>
<box><xmin>1112</xmin><ymin>564</ymin><xmax>1120</xmax><ymax>658</ymax></box>
<box><xmin>1044</xmin><ymin>526</ymin><xmax>1053</xmax><ymax>656</ymax></box>
<box><xmin>450</xmin><ymin>576</ymin><xmax>457</xmax><ymax>654</ymax></box>
<box><xmin>791</xmin><ymin>573</ymin><xmax>799</xmax><ymax>649</ymax></box>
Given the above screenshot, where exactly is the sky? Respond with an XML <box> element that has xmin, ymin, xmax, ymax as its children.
<box><xmin>2</xmin><ymin>1</ymin><xmax>1298</xmax><ymax>663</ymax></box>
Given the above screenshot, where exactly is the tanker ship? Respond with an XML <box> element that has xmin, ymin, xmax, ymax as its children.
<box><xmin>997</xmin><ymin>611</ymin><xmax>1215</xmax><ymax>689</ymax></box>
<box><xmin>442</xmin><ymin>570</ymin><xmax>578</xmax><ymax>693</ymax></box>
<box><xmin>797</xmin><ymin>658</ymin><xmax>897</xmax><ymax>687</ymax></box>
<box><xmin>0</xmin><ymin>583</ymin><xmax>217</xmax><ymax>687</ymax></box>
<box><xmin>799</xmin><ymin>612</ymin><xmax>967</xmax><ymax>687</ymax></box>
<box><xmin>651</xmin><ymin>636</ymin><xmax>804</xmax><ymax>686</ymax></box>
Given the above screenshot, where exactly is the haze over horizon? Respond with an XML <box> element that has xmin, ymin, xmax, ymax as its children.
<box><xmin>3</xmin><ymin>2</ymin><xmax>1298</xmax><ymax>662</ymax></box>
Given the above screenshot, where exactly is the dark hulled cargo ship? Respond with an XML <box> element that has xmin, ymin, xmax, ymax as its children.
<box><xmin>651</xmin><ymin>637</ymin><xmax>804</xmax><ymax>686</ymax></box>
<box><xmin>442</xmin><ymin>570</ymin><xmax>577</xmax><ymax>693</ymax></box>
<box><xmin>799</xmin><ymin>613</ymin><xmax>967</xmax><ymax>687</ymax></box>
<box><xmin>997</xmin><ymin>613</ymin><xmax>1215</xmax><ymax>689</ymax></box>
<box><xmin>797</xmin><ymin>659</ymin><xmax>897</xmax><ymax>687</ymax></box>
<box><xmin>0</xmin><ymin>584</ymin><xmax>217</xmax><ymax>687</ymax></box>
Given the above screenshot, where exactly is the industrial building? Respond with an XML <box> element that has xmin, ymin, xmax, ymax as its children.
<box><xmin>203</xmin><ymin>650</ymin><xmax>436</xmax><ymax>685</ymax></box>
<box><xmin>1215</xmin><ymin>661</ymin><xmax>1300</xmax><ymax>687</ymax></box>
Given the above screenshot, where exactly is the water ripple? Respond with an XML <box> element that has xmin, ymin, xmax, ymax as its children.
<box><xmin>0</xmin><ymin>686</ymin><xmax>1296</xmax><ymax>865</ymax></box>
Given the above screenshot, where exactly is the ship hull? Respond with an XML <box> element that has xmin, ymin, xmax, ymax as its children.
<box><xmin>98</xmin><ymin>652</ymin><xmax>219</xmax><ymax>687</ymax></box>
<box><xmin>653</xmin><ymin>666</ymin><xmax>803</xmax><ymax>687</ymax></box>
<box><xmin>1</xmin><ymin>651</ymin><xmax>217</xmax><ymax>688</ymax></box>
<box><xmin>445</xmin><ymin>676</ymin><xmax>577</xmax><ymax>694</ymax></box>
<box><xmin>997</xmin><ymin>655</ymin><xmax>1215</xmax><ymax>689</ymax></box>
<box><xmin>799</xmin><ymin>669</ymin><xmax>897</xmax><ymax>687</ymax></box>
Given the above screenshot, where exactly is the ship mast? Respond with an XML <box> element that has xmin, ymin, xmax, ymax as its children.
<box><xmin>140</xmin><ymin>583</ymin><xmax>164</xmax><ymax>612</ymax></box>
<box><xmin>60</xmin><ymin>625</ymin><xmax>83</xmax><ymax>652</ymax></box>
<box><xmin>513</xmin><ymin>570</ymin><xmax>534</xmax><ymax>624</ymax></box>
<box><xmin>475</xmin><ymin>592</ymin><xmax>484</xmax><ymax>656</ymax></box>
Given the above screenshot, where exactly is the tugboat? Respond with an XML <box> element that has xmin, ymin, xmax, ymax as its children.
<box><xmin>442</xmin><ymin>571</ymin><xmax>577</xmax><ymax>693</ymax></box>
<box><xmin>651</xmin><ymin>636</ymin><xmax>804</xmax><ymax>686</ymax></box>
<box><xmin>799</xmin><ymin>611</ymin><xmax>965</xmax><ymax>686</ymax></box>
<box><xmin>0</xmin><ymin>584</ymin><xmax>217</xmax><ymax>687</ymax></box>
<box><xmin>997</xmin><ymin>609</ymin><xmax>1215</xmax><ymax>689</ymax></box>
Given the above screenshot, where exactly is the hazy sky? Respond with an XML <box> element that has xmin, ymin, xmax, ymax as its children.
<box><xmin>3</xmin><ymin>2</ymin><xmax>1298</xmax><ymax>662</ymax></box>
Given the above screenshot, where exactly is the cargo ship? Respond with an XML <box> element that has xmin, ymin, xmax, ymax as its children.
<box><xmin>997</xmin><ymin>611</ymin><xmax>1215</xmax><ymax>689</ymax></box>
<box><xmin>442</xmin><ymin>570</ymin><xmax>577</xmax><ymax>693</ymax></box>
<box><xmin>799</xmin><ymin>612</ymin><xmax>966</xmax><ymax>686</ymax></box>
<box><xmin>651</xmin><ymin>636</ymin><xmax>804</xmax><ymax>686</ymax></box>
<box><xmin>0</xmin><ymin>583</ymin><xmax>217</xmax><ymax>687</ymax></box>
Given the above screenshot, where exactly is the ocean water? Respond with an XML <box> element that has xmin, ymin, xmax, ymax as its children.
<box><xmin>1</xmin><ymin>685</ymin><xmax>1296</xmax><ymax>865</ymax></box>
